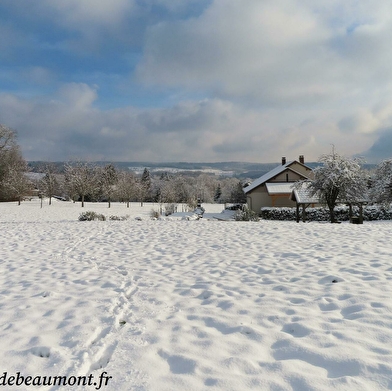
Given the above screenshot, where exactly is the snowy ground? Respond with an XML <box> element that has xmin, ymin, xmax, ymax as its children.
<box><xmin>1</xmin><ymin>199</ymin><xmax>392</xmax><ymax>391</ymax></box>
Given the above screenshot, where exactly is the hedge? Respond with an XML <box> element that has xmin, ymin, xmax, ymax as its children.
<box><xmin>260</xmin><ymin>205</ymin><xmax>392</xmax><ymax>221</ymax></box>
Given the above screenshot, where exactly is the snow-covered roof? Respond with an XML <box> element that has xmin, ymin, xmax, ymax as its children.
<box><xmin>244</xmin><ymin>160</ymin><xmax>311</xmax><ymax>194</ymax></box>
<box><xmin>290</xmin><ymin>183</ymin><xmax>320</xmax><ymax>204</ymax></box>
<box><xmin>265</xmin><ymin>182</ymin><xmax>295</xmax><ymax>195</ymax></box>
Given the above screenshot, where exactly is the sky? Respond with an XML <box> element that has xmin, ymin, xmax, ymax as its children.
<box><xmin>1</xmin><ymin>0</ymin><xmax>392</xmax><ymax>163</ymax></box>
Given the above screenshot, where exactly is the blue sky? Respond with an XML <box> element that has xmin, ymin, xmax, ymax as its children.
<box><xmin>1</xmin><ymin>0</ymin><xmax>392</xmax><ymax>163</ymax></box>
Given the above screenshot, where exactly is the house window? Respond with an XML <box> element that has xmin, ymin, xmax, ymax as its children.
<box><xmin>286</xmin><ymin>173</ymin><xmax>289</xmax><ymax>182</ymax></box>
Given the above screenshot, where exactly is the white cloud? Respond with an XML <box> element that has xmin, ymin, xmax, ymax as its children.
<box><xmin>339</xmin><ymin>101</ymin><xmax>392</xmax><ymax>135</ymax></box>
<box><xmin>2</xmin><ymin>0</ymin><xmax>392</xmax><ymax>163</ymax></box>
<box><xmin>137</xmin><ymin>0</ymin><xmax>392</xmax><ymax>107</ymax></box>
<box><xmin>0</xmin><ymin>85</ymin><xmax>378</xmax><ymax>163</ymax></box>
<box><xmin>56</xmin><ymin>83</ymin><xmax>99</xmax><ymax>109</ymax></box>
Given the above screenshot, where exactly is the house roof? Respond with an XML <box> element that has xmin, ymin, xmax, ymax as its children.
<box><xmin>290</xmin><ymin>184</ymin><xmax>369</xmax><ymax>205</ymax></box>
<box><xmin>290</xmin><ymin>183</ymin><xmax>320</xmax><ymax>204</ymax></box>
<box><xmin>265</xmin><ymin>183</ymin><xmax>295</xmax><ymax>195</ymax></box>
<box><xmin>243</xmin><ymin>160</ymin><xmax>312</xmax><ymax>194</ymax></box>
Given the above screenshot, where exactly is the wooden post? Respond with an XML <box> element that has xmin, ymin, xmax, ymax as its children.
<box><xmin>348</xmin><ymin>203</ymin><xmax>352</xmax><ymax>218</ymax></box>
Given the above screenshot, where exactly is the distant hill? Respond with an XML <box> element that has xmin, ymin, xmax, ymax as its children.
<box><xmin>27</xmin><ymin>160</ymin><xmax>375</xmax><ymax>180</ymax></box>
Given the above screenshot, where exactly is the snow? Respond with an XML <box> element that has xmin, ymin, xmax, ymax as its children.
<box><xmin>1</xmin><ymin>199</ymin><xmax>392</xmax><ymax>390</ymax></box>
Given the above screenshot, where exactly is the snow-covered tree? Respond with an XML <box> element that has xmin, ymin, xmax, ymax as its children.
<box><xmin>116</xmin><ymin>171</ymin><xmax>137</xmax><ymax>207</ymax></box>
<box><xmin>195</xmin><ymin>174</ymin><xmax>216</xmax><ymax>203</ymax></box>
<box><xmin>369</xmin><ymin>159</ymin><xmax>392</xmax><ymax>205</ymax></box>
<box><xmin>99</xmin><ymin>164</ymin><xmax>118</xmax><ymax>208</ymax></box>
<box><xmin>64</xmin><ymin>162</ymin><xmax>100</xmax><ymax>207</ymax></box>
<box><xmin>2</xmin><ymin>162</ymin><xmax>31</xmax><ymax>205</ymax></box>
<box><xmin>0</xmin><ymin>125</ymin><xmax>30</xmax><ymax>202</ymax></box>
<box><xmin>226</xmin><ymin>179</ymin><xmax>247</xmax><ymax>204</ymax></box>
<box><xmin>214</xmin><ymin>184</ymin><xmax>222</xmax><ymax>202</ymax></box>
<box><xmin>301</xmin><ymin>152</ymin><xmax>367</xmax><ymax>223</ymax></box>
<box><xmin>0</xmin><ymin>124</ymin><xmax>16</xmax><ymax>152</ymax></box>
<box><xmin>139</xmin><ymin>168</ymin><xmax>152</xmax><ymax>205</ymax></box>
<box><xmin>39</xmin><ymin>164</ymin><xmax>61</xmax><ymax>205</ymax></box>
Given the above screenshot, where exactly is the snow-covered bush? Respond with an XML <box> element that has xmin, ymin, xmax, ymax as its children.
<box><xmin>150</xmin><ymin>209</ymin><xmax>160</xmax><ymax>219</ymax></box>
<box><xmin>78</xmin><ymin>211</ymin><xmax>106</xmax><ymax>221</ymax></box>
<box><xmin>260</xmin><ymin>205</ymin><xmax>392</xmax><ymax>221</ymax></box>
<box><xmin>194</xmin><ymin>206</ymin><xmax>205</xmax><ymax>218</ymax></box>
<box><xmin>109</xmin><ymin>215</ymin><xmax>129</xmax><ymax>221</ymax></box>
<box><xmin>165</xmin><ymin>203</ymin><xmax>177</xmax><ymax>216</ymax></box>
<box><xmin>235</xmin><ymin>207</ymin><xmax>260</xmax><ymax>221</ymax></box>
<box><xmin>364</xmin><ymin>205</ymin><xmax>392</xmax><ymax>220</ymax></box>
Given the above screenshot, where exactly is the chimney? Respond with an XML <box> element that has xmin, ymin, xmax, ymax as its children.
<box><xmin>282</xmin><ymin>157</ymin><xmax>286</xmax><ymax>165</ymax></box>
<box><xmin>299</xmin><ymin>155</ymin><xmax>304</xmax><ymax>164</ymax></box>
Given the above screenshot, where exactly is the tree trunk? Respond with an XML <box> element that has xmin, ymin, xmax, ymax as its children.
<box><xmin>328</xmin><ymin>204</ymin><xmax>335</xmax><ymax>223</ymax></box>
<box><xmin>81</xmin><ymin>194</ymin><xmax>85</xmax><ymax>208</ymax></box>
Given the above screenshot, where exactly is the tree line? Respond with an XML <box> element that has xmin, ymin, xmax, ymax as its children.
<box><xmin>37</xmin><ymin>163</ymin><xmax>247</xmax><ymax>208</ymax></box>
<box><xmin>0</xmin><ymin>124</ymin><xmax>247</xmax><ymax>207</ymax></box>
<box><xmin>3</xmin><ymin>123</ymin><xmax>392</xmax><ymax>219</ymax></box>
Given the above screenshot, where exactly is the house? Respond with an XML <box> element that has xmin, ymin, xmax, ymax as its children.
<box><xmin>243</xmin><ymin>155</ymin><xmax>313</xmax><ymax>213</ymax></box>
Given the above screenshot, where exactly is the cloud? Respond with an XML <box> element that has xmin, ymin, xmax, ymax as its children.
<box><xmin>2</xmin><ymin>0</ymin><xmax>392</xmax><ymax>163</ymax></box>
<box><xmin>0</xmin><ymin>84</ymin><xmax>322</xmax><ymax>162</ymax></box>
<box><xmin>137</xmin><ymin>0</ymin><xmax>392</xmax><ymax>107</ymax></box>
<box><xmin>360</xmin><ymin>129</ymin><xmax>392</xmax><ymax>162</ymax></box>
<box><xmin>339</xmin><ymin>109</ymin><xmax>383</xmax><ymax>135</ymax></box>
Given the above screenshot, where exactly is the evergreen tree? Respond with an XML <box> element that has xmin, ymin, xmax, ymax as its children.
<box><xmin>214</xmin><ymin>184</ymin><xmax>222</xmax><ymax>202</ymax></box>
<box><xmin>230</xmin><ymin>181</ymin><xmax>247</xmax><ymax>203</ymax></box>
<box><xmin>139</xmin><ymin>168</ymin><xmax>152</xmax><ymax>205</ymax></box>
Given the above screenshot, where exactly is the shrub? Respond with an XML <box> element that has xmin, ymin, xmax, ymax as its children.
<box><xmin>260</xmin><ymin>205</ymin><xmax>392</xmax><ymax>222</ymax></box>
<box><xmin>150</xmin><ymin>209</ymin><xmax>160</xmax><ymax>219</ymax></box>
<box><xmin>187</xmin><ymin>199</ymin><xmax>198</xmax><ymax>210</ymax></box>
<box><xmin>78</xmin><ymin>211</ymin><xmax>106</xmax><ymax>221</ymax></box>
<box><xmin>165</xmin><ymin>203</ymin><xmax>177</xmax><ymax>216</ymax></box>
<box><xmin>109</xmin><ymin>215</ymin><xmax>129</xmax><ymax>221</ymax></box>
<box><xmin>235</xmin><ymin>207</ymin><xmax>260</xmax><ymax>221</ymax></box>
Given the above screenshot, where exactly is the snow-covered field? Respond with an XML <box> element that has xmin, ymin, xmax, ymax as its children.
<box><xmin>1</xmin><ymin>199</ymin><xmax>392</xmax><ymax>391</ymax></box>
